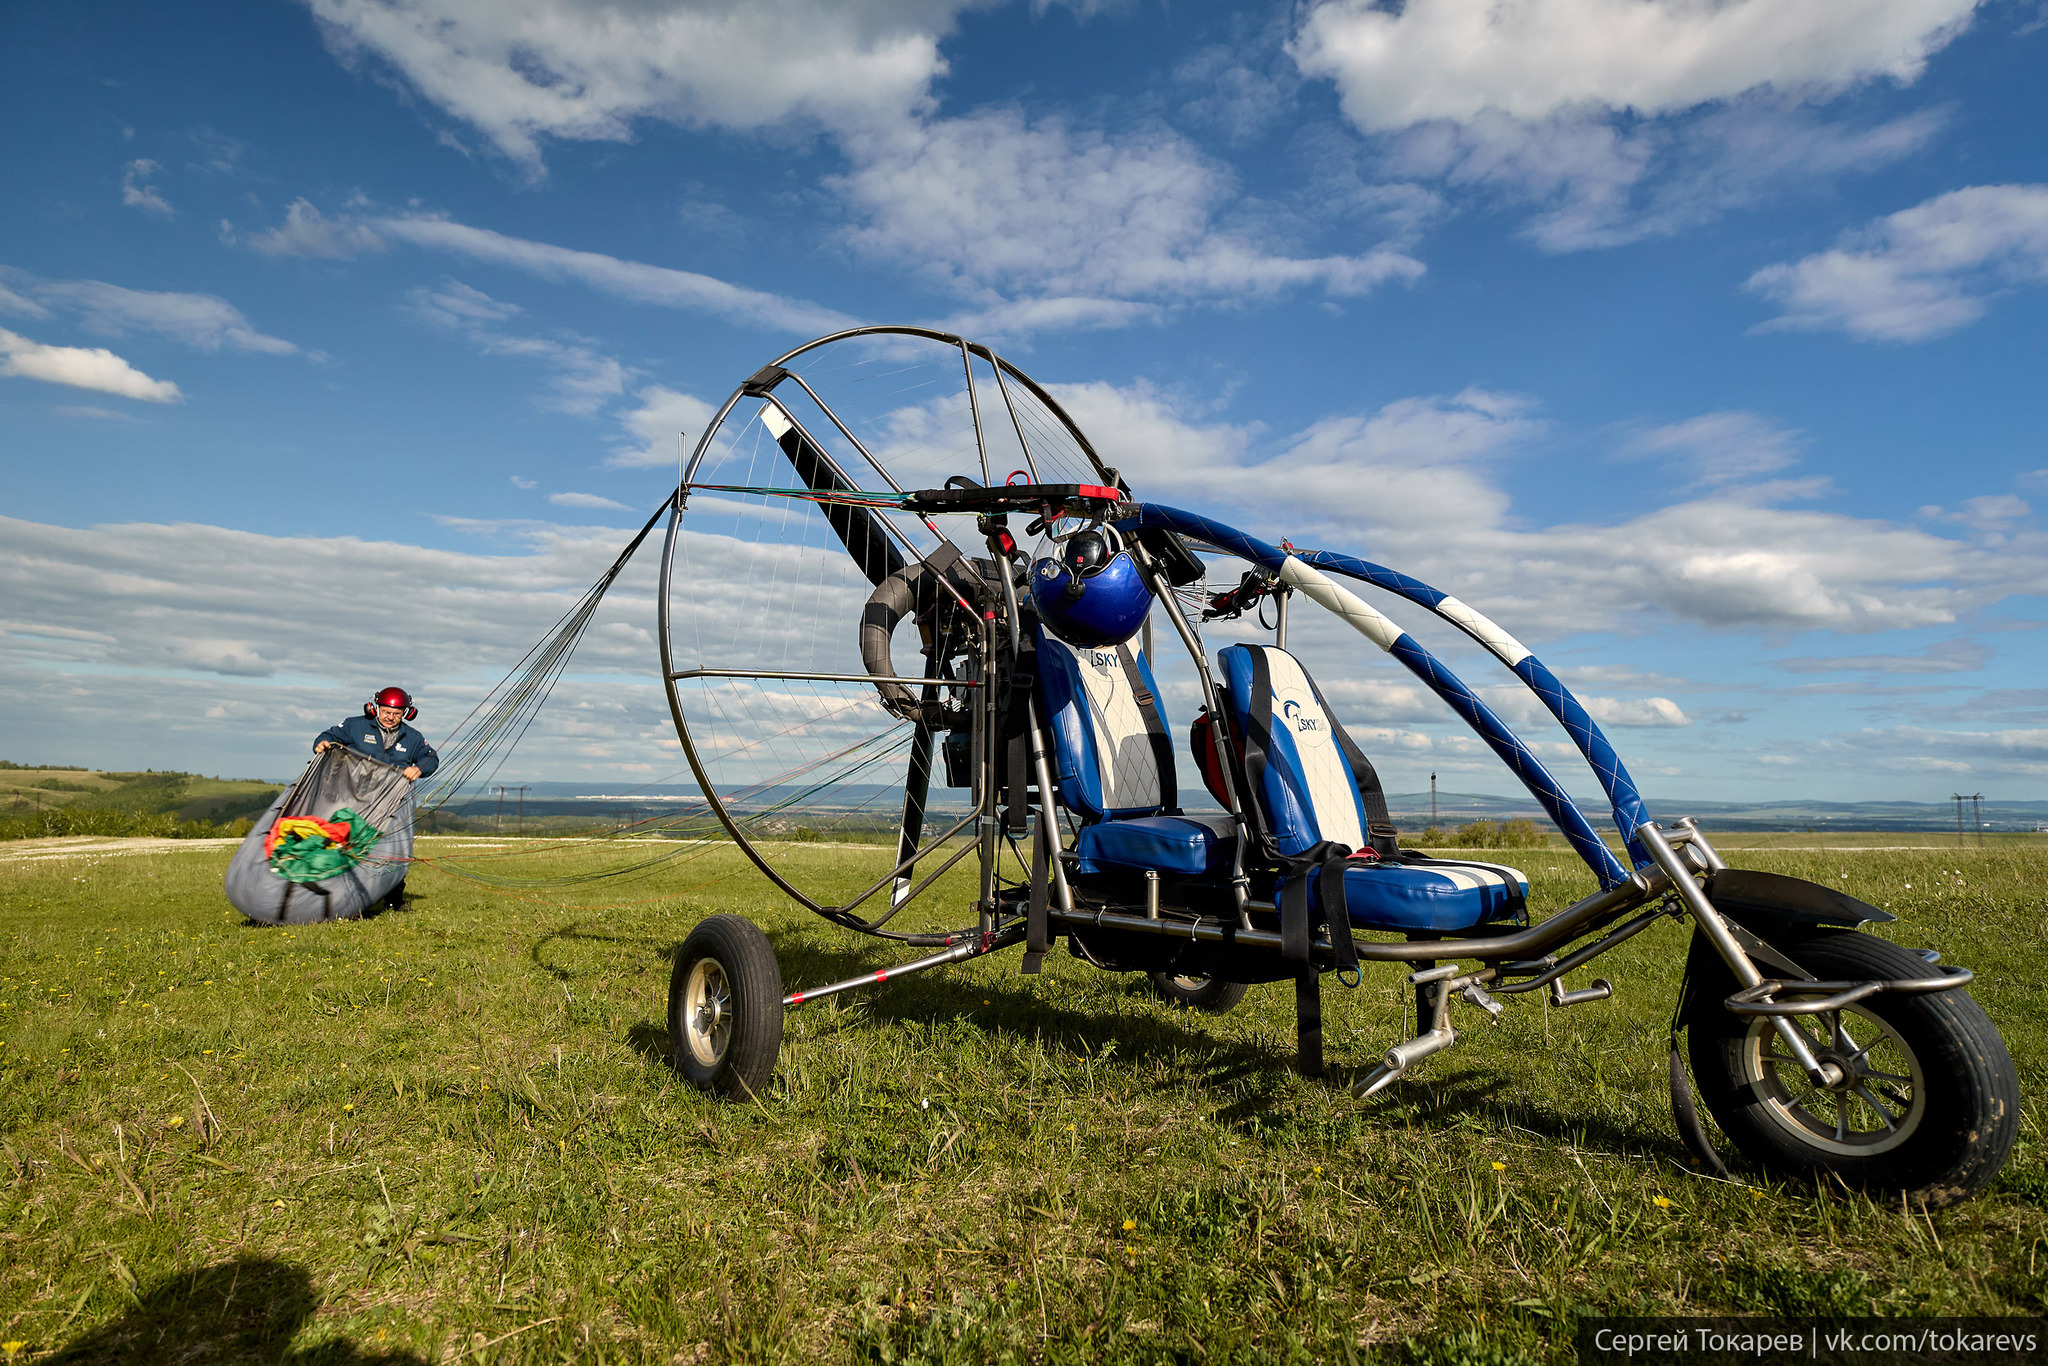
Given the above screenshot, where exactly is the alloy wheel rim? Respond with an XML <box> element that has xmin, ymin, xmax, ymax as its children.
<box><xmin>1740</xmin><ymin>1001</ymin><xmax>1925</xmax><ymax>1157</ymax></box>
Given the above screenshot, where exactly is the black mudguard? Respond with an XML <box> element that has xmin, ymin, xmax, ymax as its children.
<box><xmin>1701</xmin><ymin>868</ymin><xmax>1893</xmax><ymax>937</ymax></box>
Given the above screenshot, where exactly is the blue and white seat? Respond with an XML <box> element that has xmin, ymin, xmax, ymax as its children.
<box><xmin>1217</xmin><ymin>644</ymin><xmax>1527</xmax><ymax>933</ymax></box>
<box><xmin>1034</xmin><ymin>627</ymin><xmax>1235</xmax><ymax>877</ymax></box>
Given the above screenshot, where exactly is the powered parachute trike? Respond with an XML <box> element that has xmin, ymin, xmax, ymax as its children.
<box><xmin>655</xmin><ymin>327</ymin><xmax>2017</xmax><ymax>1206</ymax></box>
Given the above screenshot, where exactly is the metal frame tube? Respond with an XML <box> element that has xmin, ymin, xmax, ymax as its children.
<box><xmin>1637</xmin><ymin>821</ymin><xmax>1832</xmax><ymax>1081</ymax></box>
<box><xmin>1024</xmin><ymin>694</ymin><xmax>1074</xmax><ymax>914</ymax></box>
<box><xmin>784</xmin><ymin>927</ymin><xmax>1024</xmax><ymax>1008</ymax></box>
<box><xmin>668</xmin><ymin>668</ymin><xmax>980</xmax><ymax>687</ymax></box>
<box><xmin>1128</xmin><ymin>541</ymin><xmax>1252</xmax><ymax>917</ymax></box>
<box><xmin>957</xmin><ymin>339</ymin><xmax>994</xmax><ymax>487</ymax></box>
<box><xmin>1057</xmin><ymin>871</ymin><xmax>1656</xmax><ymax>964</ymax></box>
<box><xmin>1487</xmin><ymin>906</ymin><xmax>1670</xmax><ymax>994</ymax></box>
<box><xmin>984</xmin><ymin>354</ymin><xmax>1044</xmax><ymax>483</ymax></box>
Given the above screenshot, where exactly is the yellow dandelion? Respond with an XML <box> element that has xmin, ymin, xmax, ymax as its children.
<box><xmin>165</xmin><ymin>1116</ymin><xmax>185</xmax><ymax>1128</ymax></box>
<box><xmin>343</xmin><ymin>1103</ymin><xmax>355</xmax><ymax>1113</ymax></box>
<box><xmin>1651</xmin><ymin>1195</ymin><xmax>1673</xmax><ymax>1208</ymax></box>
<box><xmin>1491</xmin><ymin>1162</ymin><xmax>1507</xmax><ymax>1171</ymax></box>
<box><xmin>1122</xmin><ymin>1219</ymin><xmax>1136</xmax><ymax>1231</ymax></box>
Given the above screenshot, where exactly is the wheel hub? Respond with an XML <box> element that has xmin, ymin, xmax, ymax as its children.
<box><xmin>682</xmin><ymin>959</ymin><xmax>734</xmax><ymax>1067</ymax></box>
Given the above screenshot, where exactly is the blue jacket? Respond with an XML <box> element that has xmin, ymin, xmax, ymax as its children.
<box><xmin>316</xmin><ymin>715</ymin><xmax>440</xmax><ymax>777</ymax></box>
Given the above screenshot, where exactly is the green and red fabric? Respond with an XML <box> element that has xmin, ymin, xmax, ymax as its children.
<box><xmin>264</xmin><ymin>807</ymin><xmax>382</xmax><ymax>883</ymax></box>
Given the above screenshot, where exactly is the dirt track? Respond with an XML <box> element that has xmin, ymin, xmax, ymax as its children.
<box><xmin>0</xmin><ymin>835</ymin><xmax>243</xmax><ymax>864</ymax></box>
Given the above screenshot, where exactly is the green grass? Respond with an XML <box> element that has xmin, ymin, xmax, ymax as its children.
<box><xmin>1</xmin><ymin>838</ymin><xmax>2044</xmax><ymax>1363</ymax></box>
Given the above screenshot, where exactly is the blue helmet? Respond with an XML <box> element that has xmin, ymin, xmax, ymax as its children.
<box><xmin>1029</xmin><ymin>527</ymin><xmax>1153</xmax><ymax>648</ymax></box>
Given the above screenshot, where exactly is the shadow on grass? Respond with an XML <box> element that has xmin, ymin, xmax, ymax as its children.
<box><xmin>626</xmin><ymin>1020</ymin><xmax>674</xmax><ymax>1066</ymax></box>
<box><xmin>45</xmin><ymin>1256</ymin><xmax>426</xmax><ymax>1365</ymax></box>
<box><xmin>528</xmin><ymin>919</ymin><xmax>678</xmax><ymax>983</ymax></box>
<box><xmin>764</xmin><ymin>927</ymin><xmax>1313</xmax><ymax>1104</ymax></box>
<box><xmin>756</xmin><ymin>924</ymin><xmax>1693</xmax><ymax>1162</ymax></box>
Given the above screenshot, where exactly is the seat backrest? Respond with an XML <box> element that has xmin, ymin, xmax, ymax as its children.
<box><xmin>1034</xmin><ymin>628</ymin><xmax>1175</xmax><ymax>821</ymax></box>
<box><xmin>1216</xmin><ymin>644</ymin><xmax>1367</xmax><ymax>856</ymax></box>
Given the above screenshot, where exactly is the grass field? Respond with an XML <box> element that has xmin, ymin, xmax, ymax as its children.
<box><xmin>1</xmin><ymin>834</ymin><xmax>2044</xmax><ymax>1363</ymax></box>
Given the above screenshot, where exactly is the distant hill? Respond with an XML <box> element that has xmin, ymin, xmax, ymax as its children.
<box><xmin>1381</xmin><ymin>790</ymin><xmax>2048</xmax><ymax>834</ymax></box>
<box><xmin>427</xmin><ymin>778</ymin><xmax>2048</xmax><ymax>834</ymax></box>
<box><xmin>0</xmin><ymin>764</ymin><xmax>282</xmax><ymax>834</ymax></box>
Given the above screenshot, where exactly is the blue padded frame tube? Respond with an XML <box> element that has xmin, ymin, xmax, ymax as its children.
<box><xmin>1124</xmin><ymin>504</ymin><xmax>1631</xmax><ymax>889</ymax></box>
<box><xmin>1297</xmin><ymin>549</ymin><xmax>1653</xmax><ymax>868</ymax></box>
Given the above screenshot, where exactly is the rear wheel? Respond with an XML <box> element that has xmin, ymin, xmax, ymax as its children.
<box><xmin>1149</xmin><ymin>972</ymin><xmax>1249</xmax><ymax>1015</ymax></box>
<box><xmin>1687</xmin><ymin>929</ymin><xmax>2017</xmax><ymax>1205</ymax></box>
<box><xmin>669</xmin><ymin>914</ymin><xmax>784</xmax><ymax>1100</ymax></box>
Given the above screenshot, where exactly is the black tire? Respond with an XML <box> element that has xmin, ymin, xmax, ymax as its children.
<box><xmin>668</xmin><ymin>914</ymin><xmax>784</xmax><ymax>1100</ymax></box>
<box><xmin>1687</xmin><ymin>929</ymin><xmax>2018</xmax><ymax>1205</ymax></box>
<box><xmin>1149</xmin><ymin>972</ymin><xmax>1249</xmax><ymax>1015</ymax></box>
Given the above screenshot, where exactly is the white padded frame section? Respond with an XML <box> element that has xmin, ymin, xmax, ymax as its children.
<box><xmin>1435</xmin><ymin>596</ymin><xmax>1532</xmax><ymax>666</ymax></box>
<box><xmin>1277</xmin><ymin>558</ymin><xmax>1403</xmax><ymax>651</ymax></box>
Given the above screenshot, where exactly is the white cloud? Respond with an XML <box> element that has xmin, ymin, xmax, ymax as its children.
<box><xmin>611</xmin><ymin>385</ymin><xmax>717</xmax><ymax>470</ymax></box>
<box><xmin>1056</xmin><ymin>379</ymin><xmax>2047</xmax><ymax>636</ymax></box>
<box><xmin>372</xmin><ymin>214</ymin><xmax>856</xmax><ymax>334</ymax></box>
<box><xmin>295</xmin><ymin>6</ymin><xmax>1416</xmax><ymax>330</ymax></box>
<box><xmin>1393</xmin><ymin>103</ymin><xmax>1944</xmax><ymax>252</ymax></box>
<box><xmin>549</xmin><ymin>492</ymin><xmax>632</xmax><ymax>511</ymax></box>
<box><xmin>51</xmin><ymin>405</ymin><xmax>144</xmax><ymax>422</ymax></box>
<box><xmin>0</xmin><ymin>329</ymin><xmax>182</xmax><ymax>402</ymax></box>
<box><xmin>1745</xmin><ymin>184</ymin><xmax>2048</xmax><ymax>341</ymax></box>
<box><xmin>1580</xmin><ymin>695</ymin><xmax>1691</xmax><ymax>728</ymax></box>
<box><xmin>1291</xmin><ymin>0</ymin><xmax>1980</xmax><ymax>131</ymax></box>
<box><xmin>301</xmin><ymin>0</ymin><xmax>969</xmax><ymax>165</ymax></box>
<box><xmin>0</xmin><ymin>514</ymin><xmax>655</xmax><ymax>683</ymax></box>
<box><xmin>1920</xmin><ymin>493</ymin><xmax>2033</xmax><ymax>531</ymax></box>
<box><xmin>510</xmin><ymin>475</ymin><xmax>537</xmax><ymax>490</ymax></box>
<box><xmin>4</xmin><ymin>270</ymin><xmax>297</xmax><ymax>354</ymax></box>
<box><xmin>121</xmin><ymin>159</ymin><xmax>172</xmax><ymax>216</ymax></box>
<box><xmin>1774</xmin><ymin>638</ymin><xmax>1991</xmax><ymax>674</ymax></box>
<box><xmin>1292</xmin><ymin>1</ymin><xmax>1973</xmax><ymax>252</ymax></box>
<box><xmin>837</xmin><ymin>110</ymin><xmax>1422</xmax><ymax>313</ymax></box>
<box><xmin>0</xmin><ymin>512</ymin><xmax>685</xmax><ymax>775</ymax></box>
<box><xmin>0</xmin><ymin>279</ymin><xmax>51</xmax><ymax>320</ymax></box>
<box><xmin>1060</xmin><ymin>378</ymin><xmax>1536</xmax><ymax>544</ymax></box>
<box><xmin>1622</xmin><ymin>410</ymin><xmax>1804</xmax><ymax>489</ymax></box>
<box><xmin>250</xmin><ymin>198</ymin><xmax>388</xmax><ymax>258</ymax></box>
<box><xmin>1837</xmin><ymin>724</ymin><xmax>2048</xmax><ymax>776</ymax></box>
<box><xmin>407</xmin><ymin>281</ymin><xmax>630</xmax><ymax>416</ymax></box>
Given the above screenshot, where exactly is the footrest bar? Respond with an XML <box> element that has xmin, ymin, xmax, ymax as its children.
<box><xmin>1722</xmin><ymin>969</ymin><xmax>1972</xmax><ymax>1017</ymax></box>
<box><xmin>1352</xmin><ymin>1026</ymin><xmax>1456</xmax><ymax>1098</ymax></box>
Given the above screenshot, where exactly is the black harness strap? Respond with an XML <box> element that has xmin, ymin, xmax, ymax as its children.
<box><xmin>1309</xmin><ymin>673</ymin><xmax>1401</xmax><ymax>861</ymax></box>
<box><xmin>1238</xmin><ymin>648</ymin><xmax>1278</xmax><ymax>856</ymax></box>
<box><xmin>1023</xmin><ymin>821</ymin><xmax>1049</xmax><ymax>975</ymax></box>
<box><xmin>1277</xmin><ymin>838</ymin><xmax>1358</xmax><ymax>978</ymax></box>
<box><xmin>1114</xmin><ymin>645</ymin><xmax>1177</xmax><ymax>813</ymax></box>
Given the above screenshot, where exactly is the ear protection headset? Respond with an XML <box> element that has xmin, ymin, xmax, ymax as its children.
<box><xmin>365</xmin><ymin>686</ymin><xmax>419</xmax><ymax>722</ymax></box>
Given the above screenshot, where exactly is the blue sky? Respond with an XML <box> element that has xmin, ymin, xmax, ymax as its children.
<box><xmin>1</xmin><ymin>0</ymin><xmax>2043</xmax><ymax>805</ymax></box>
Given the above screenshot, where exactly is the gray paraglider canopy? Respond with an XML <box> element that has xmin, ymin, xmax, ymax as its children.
<box><xmin>223</xmin><ymin>747</ymin><xmax>415</xmax><ymax>926</ymax></box>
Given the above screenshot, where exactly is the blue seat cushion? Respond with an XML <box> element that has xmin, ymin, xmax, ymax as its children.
<box><xmin>1279</xmin><ymin>858</ymin><xmax>1529</xmax><ymax>933</ymax></box>
<box><xmin>1075</xmin><ymin>815</ymin><xmax>1236</xmax><ymax>877</ymax></box>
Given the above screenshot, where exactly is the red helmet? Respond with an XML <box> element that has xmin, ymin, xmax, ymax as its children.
<box><xmin>364</xmin><ymin>686</ymin><xmax>418</xmax><ymax>722</ymax></box>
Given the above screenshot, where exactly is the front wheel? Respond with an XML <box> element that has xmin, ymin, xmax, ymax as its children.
<box><xmin>1687</xmin><ymin>929</ymin><xmax>2017</xmax><ymax>1205</ymax></box>
<box><xmin>668</xmin><ymin>914</ymin><xmax>784</xmax><ymax>1100</ymax></box>
<box><xmin>1149</xmin><ymin>972</ymin><xmax>1249</xmax><ymax>1015</ymax></box>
